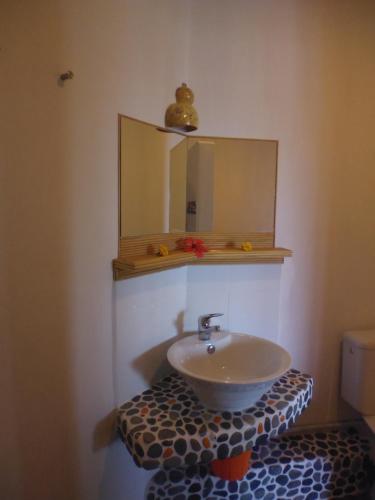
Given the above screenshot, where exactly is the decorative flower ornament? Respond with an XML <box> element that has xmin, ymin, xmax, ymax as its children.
<box><xmin>159</xmin><ymin>244</ymin><xmax>169</xmax><ymax>257</ymax></box>
<box><xmin>241</xmin><ymin>241</ymin><xmax>253</xmax><ymax>252</ymax></box>
<box><xmin>180</xmin><ymin>237</ymin><xmax>208</xmax><ymax>258</ymax></box>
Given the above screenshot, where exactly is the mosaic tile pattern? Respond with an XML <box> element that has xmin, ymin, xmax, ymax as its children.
<box><xmin>118</xmin><ymin>369</ymin><xmax>313</xmax><ymax>470</ymax></box>
<box><xmin>146</xmin><ymin>429</ymin><xmax>373</xmax><ymax>499</ymax></box>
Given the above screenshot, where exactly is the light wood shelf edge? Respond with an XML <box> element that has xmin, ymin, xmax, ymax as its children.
<box><xmin>119</xmin><ymin>232</ymin><xmax>275</xmax><ymax>257</ymax></box>
<box><xmin>113</xmin><ymin>248</ymin><xmax>292</xmax><ymax>280</ymax></box>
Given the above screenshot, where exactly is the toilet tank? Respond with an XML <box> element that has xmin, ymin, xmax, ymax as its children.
<box><xmin>341</xmin><ymin>330</ymin><xmax>375</xmax><ymax>415</ymax></box>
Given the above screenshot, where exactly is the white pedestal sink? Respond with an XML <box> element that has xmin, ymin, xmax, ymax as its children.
<box><xmin>167</xmin><ymin>331</ymin><xmax>292</xmax><ymax>412</ymax></box>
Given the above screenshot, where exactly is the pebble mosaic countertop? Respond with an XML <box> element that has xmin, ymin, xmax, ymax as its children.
<box><xmin>118</xmin><ymin>369</ymin><xmax>313</xmax><ymax>470</ymax></box>
<box><xmin>145</xmin><ymin>429</ymin><xmax>372</xmax><ymax>499</ymax></box>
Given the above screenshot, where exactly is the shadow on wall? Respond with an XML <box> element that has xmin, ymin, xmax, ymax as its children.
<box><xmin>131</xmin><ymin>311</ymin><xmax>186</xmax><ymax>386</ymax></box>
<box><xmin>0</xmin><ymin>4</ymin><xmax>80</xmax><ymax>498</ymax></box>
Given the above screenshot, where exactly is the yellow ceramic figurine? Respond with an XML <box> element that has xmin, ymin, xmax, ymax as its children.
<box><xmin>241</xmin><ymin>241</ymin><xmax>253</xmax><ymax>252</ymax></box>
<box><xmin>159</xmin><ymin>244</ymin><xmax>169</xmax><ymax>257</ymax></box>
<box><xmin>165</xmin><ymin>83</ymin><xmax>198</xmax><ymax>132</ymax></box>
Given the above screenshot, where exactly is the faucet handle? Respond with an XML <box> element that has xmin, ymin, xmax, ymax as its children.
<box><xmin>198</xmin><ymin>313</ymin><xmax>224</xmax><ymax>330</ymax></box>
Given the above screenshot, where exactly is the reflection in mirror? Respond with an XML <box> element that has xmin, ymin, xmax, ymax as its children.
<box><xmin>184</xmin><ymin>138</ymin><xmax>277</xmax><ymax>233</ymax></box>
<box><xmin>120</xmin><ymin>117</ymin><xmax>186</xmax><ymax>237</ymax></box>
<box><xmin>120</xmin><ymin>116</ymin><xmax>277</xmax><ymax>238</ymax></box>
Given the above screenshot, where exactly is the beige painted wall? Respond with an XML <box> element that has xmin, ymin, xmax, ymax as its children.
<box><xmin>2</xmin><ymin>1</ymin><xmax>375</xmax><ymax>500</ymax></box>
<box><xmin>1</xmin><ymin>1</ymin><xmax>189</xmax><ymax>499</ymax></box>
<box><xmin>187</xmin><ymin>0</ymin><xmax>375</xmax><ymax>426</ymax></box>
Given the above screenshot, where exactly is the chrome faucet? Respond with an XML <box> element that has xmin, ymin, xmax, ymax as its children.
<box><xmin>198</xmin><ymin>313</ymin><xmax>224</xmax><ymax>341</ymax></box>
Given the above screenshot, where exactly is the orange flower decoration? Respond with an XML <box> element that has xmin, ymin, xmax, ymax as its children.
<box><xmin>180</xmin><ymin>237</ymin><xmax>208</xmax><ymax>258</ymax></box>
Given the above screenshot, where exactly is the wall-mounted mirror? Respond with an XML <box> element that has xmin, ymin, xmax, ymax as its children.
<box><xmin>120</xmin><ymin>116</ymin><xmax>278</xmax><ymax>238</ymax></box>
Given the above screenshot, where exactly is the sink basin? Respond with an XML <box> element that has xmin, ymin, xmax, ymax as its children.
<box><xmin>167</xmin><ymin>331</ymin><xmax>292</xmax><ymax>411</ymax></box>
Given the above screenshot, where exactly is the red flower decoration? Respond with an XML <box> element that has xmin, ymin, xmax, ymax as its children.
<box><xmin>180</xmin><ymin>237</ymin><xmax>208</xmax><ymax>258</ymax></box>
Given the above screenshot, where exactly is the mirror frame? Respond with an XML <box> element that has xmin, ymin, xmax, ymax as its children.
<box><xmin>114</xmin><ymin>114</ymin><xmax>291</xmax><ymax>280</ymax></box>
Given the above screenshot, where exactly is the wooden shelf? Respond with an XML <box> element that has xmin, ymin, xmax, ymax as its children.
<box><xmin>113</xmin><ymin>247</ymin><xmax>292</xmax><ymax>280</ymax></box>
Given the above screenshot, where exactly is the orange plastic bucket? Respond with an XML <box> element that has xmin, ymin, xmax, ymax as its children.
<box><xmin>210</xmin><ymin>450</ymin><xmax>252</xmax><ymax>481</ymax></box>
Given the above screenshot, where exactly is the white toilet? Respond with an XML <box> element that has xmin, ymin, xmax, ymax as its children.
<box><xmin>341</xmin><ymin>329</ymin><xmax>375</xmax><ymax>497</ymax></box>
